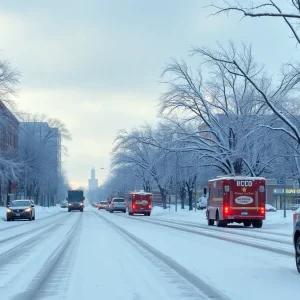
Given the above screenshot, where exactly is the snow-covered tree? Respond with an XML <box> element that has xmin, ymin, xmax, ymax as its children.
<box><xmin>18</xmin><ymin>114</ymin><xmax>71</xmax><ymax>205</ymax></box>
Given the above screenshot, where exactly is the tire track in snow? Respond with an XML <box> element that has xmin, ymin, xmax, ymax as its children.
<box><xmin>0</xmin><ymin>213</ymin><xmax>72</xmax><ymax>267</ymax></box>
<box><xmin>149</xmin><ymin>217</ymin><xmax>291</xmax><ymax>238</ymax></box>
<box><xmin>12</xmin><ymin>213</ymin><xmax>83</xmax><ymax>300</ymax></box>
<box><xmin>136</xmin><ymin>217</ymin><xmax>292</xmax><ymax>245</ymax></box>
<box><xmin>0</xmin><ymin>212</ymin><xmax>71</xmax><ymax>245</ymax></box>
<box><xmin>113</xmin><ymin>213</ymin><xmax>294</xmax><ymax>257</ymax></box>
<box><xmin>95</xmin><ymin>211</ymin><xmax>232</xmax><ymax>300</ymax></box>
<box><xmin>0</xmin><ymin>210</ymin><xmax>66</xmax><ymax>233</ymax></box>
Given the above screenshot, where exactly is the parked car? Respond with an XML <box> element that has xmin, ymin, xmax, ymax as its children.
<box><xmin>197</xmin><ymin>196</ymin><xmax>207</xmax><ymax>210</ymax></box>
<box><xmin>109</xmin><ymin>197</ymin><xmax>126</xmax><ymax>213</ymax></box>
<box><xmin>60</xmin><ymin>201</ymin><xmax>68</xmax><ymax>208</ymax></box>
<box><xmin>265</xmin><ymin>204</ymin><xmax>277</xmax><ymax>212</ymax></box>
<box><xmin>6</xmin><ymin>200</ymin><xmax>35</xmax><ymax>221</ymax></box>
<box><xmin>98</xmin><ymin>201</ymin><xmax>108</xmax><ymax>210</ymax></box>
<box><xmin>293</xmin><ymin>207</ymin><xmax>300</xmax><ymax>273</ymax></box>
<box><xmin>292</xmin><ymin>204</ymin><xmax>300</xmax><ymax>211</ymax></box>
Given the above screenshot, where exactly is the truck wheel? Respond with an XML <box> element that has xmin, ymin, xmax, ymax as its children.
<box><xmin>208</xmin><ymin>218</ymin><xmax>214</xmax><ymax>226</ymax></box>
<box><xmin>216</xmin><ymin>212</ymin><xmax>226</xmax><ymax>227</ymax></box>
<box><xmin>244</xmin><ymin>221</ymin><xmax>251</xmax><ymax>227</ymax></box>
<box><xmin>110</xmin><ymin>210</ymin><xmax>113</xmax><ymax>213</ymax></box>
<box><xmin>296</xmin><ymin>236</ymin><xmax>300</xmax><ymax>274</ymax></box>
<box><xmin>68</xmin><ymin>209</ymin><xmax>71</xmax><ymax>212</ymax></box>
<box><xmin>128</xmin><ymin>212</ymin><xmax>132</xmax><ymax>216</ymax></box>
<box><xmin>207</xmin><ymin>211</ymin><xmax>214</xmax><ymax>226</ymax></box>
<box><xmin>252</xmin><ymin>220</ymin><xmax>263</xmax><ymax>228</ymax></box>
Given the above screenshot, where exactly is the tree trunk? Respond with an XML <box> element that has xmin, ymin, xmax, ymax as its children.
<box><xmin>188</xmin><ymin>189</ymin><xmax>193</xmax><ymax>211</ymax></box>
<box><xmin>180</xmin><ymin>186</ymin><xmax>186</xmax><ymax>209</ymax></box>
<box><xmin>158</xmin><ymin>185</ymin><xmax>168</xmax><ymax>209</ymax></box>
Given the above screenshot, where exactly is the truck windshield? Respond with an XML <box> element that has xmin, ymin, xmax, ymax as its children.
<box><xmin>68</xmin><ymin>192</ymin><xmax>83</xmax><ymax>202</ymax></box>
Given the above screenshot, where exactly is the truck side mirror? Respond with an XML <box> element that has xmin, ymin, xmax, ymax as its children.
<box><xmin>83</xmin><ymin>197</ymin><xmax>85</xmax><ymax>200</ymax></box>
<box><xmin>6</xmin><ymin>204</ymin><xmax>9</xmax><ymax>208</ymax></box>
<box><xmin>66</xmin><ymin>197</ymin><xmax>68</xmax><ymax>200</ymax></box>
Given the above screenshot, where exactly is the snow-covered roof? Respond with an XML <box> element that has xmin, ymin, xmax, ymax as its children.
<box><xmin>130</xmin><ymin>190</ymin><xmax>152</xmax><ymax>195</ymax></box>
<box><xmin>209</xmin><ymin>176</ymin><xmax>265</xmax><ymax>182</ymax></box>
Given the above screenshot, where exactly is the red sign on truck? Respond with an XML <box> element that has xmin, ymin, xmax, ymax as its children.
<box><xmin>206</xmin><ymin>176</ymin><xmax>266</xmax><ymax>228</ymax></box>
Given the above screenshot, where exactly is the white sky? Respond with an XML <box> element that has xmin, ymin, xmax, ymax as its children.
<box><xmin>0</xmin><ymin>0</ymin><xmax>298</xmax><ymax>187</ymax></box>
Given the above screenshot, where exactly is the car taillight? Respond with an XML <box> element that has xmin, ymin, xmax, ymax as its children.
<box><xmin>149</xmin><ymin>204</ymin><xmax>151</xmax><ymax>209</ymax></box>
<box><xmin>132</xmin><ymin>204</ymin><xmax>135</xmax><ymax>209</ymax></box>
<box><xmin>112</xmin><ymin>201</ymin><xmax>114</xmax><ymax>206</ymax></box>
<box><xmin>259</xmin><ymin>206</ymin><xmax>265</xmax><ymax>214</ymax></box>
<box><xmin>293</xmin><ymin>212</ymin><xmax>297</xmax><ymax>225</ymax></box>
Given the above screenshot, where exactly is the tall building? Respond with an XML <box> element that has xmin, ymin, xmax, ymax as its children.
<box><xmin>0</xmin><ymin>101</ymin><xmax>19</xmax><ymax>151</ymax></box>
<box><xmin>88</xmin><ymin>167</ymin><xmax>98</xmax><ymax>190</ymax></box>
<box><xmin>18</xmin><ymin>122</ymin><xmax>62</xmax><ymax>205</ymax></box>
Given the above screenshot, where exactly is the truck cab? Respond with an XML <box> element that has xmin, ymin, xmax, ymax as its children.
<box><xmin>67</xmin><ymin>190</ymin><xmax>85</xmax><ymax>212</ymax></box>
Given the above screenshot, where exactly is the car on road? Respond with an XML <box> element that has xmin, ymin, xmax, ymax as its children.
<box><xmin>6</xmin><ymin>200</ymin><xmax>35</xmax><ymax>221</ymax></box>
<box><xmin>197</xmin><ymin>196</ymin><xmax>207</xmax><ymax>210</ymax></box>
<box><xmin>293</xmin><ymin>207</ymin><xmax>300</xmax><ymax>273</ymax></box>
<box><xmin>60</xmin><ymin>201</ymin><xmax>68</xmax><ymax>208</ymax></box>
<box><xmin>291</xmin><ymin>204</ymin><xmax>300</xmax><ymax>211</ymax></box>
<box><xmin>98</xmin><ymin>201</ymin><xmax>108</xmax><ymax>210</ymax></box>
<box><xmin>109</xmin><ymin>197</ymin><xmax>126</xmax><ymax>213</ymax></box>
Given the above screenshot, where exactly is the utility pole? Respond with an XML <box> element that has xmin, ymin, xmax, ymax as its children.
<box><xmin>175</xmin><ymin>153</ymin><xmax>178</xmax><ymax>212</ymax></box>
<box><xmin>194</xmin><ymin>175</ymin><xmax>197</xmax><ymax>212</ymax></box>
<box><xmin>283</xmin><ymin>175</ymin><xmax>286</xmax><ymax>218</ymax></box>
<box><xmin>48</xmin><ymin>181</ymin><xmax>50</xmax><ymax>208</ymax></box>
<box><xmin>24</xmin><ymin>161</ymin><xmax>27</xmax><ymax>199</ymax></box>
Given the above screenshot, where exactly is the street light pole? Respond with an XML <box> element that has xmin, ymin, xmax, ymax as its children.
<box><xmin>175</xmin><ymin>153</ymin><xmax>178</xmax><ymax>212</ymax></box>
<box><xmin>283</xmin><ymin>175</ymin><xmax>286</xmax><ymax>218</ymax></box>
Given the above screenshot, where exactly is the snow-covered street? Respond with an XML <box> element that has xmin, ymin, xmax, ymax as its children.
<box><xmin>0</xmin><ymin>206</ymin><xmax>298</xmax><ymax>300</ymax></box>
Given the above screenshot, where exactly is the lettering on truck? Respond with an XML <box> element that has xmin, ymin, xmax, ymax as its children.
<box><xmin>236</xmin><ymin>180</ymin><xmax>253</xmax><ymax>187</ymax></box>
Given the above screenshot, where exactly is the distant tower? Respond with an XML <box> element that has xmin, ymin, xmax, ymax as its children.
<box><xmin>88</xmin><ymin>167</ymin><xmax>98</xmax><ymax>191</ymax></box>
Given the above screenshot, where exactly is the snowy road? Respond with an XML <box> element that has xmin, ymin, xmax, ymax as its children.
<box><xmin>0</xmin><ymin>207</ymin><xmax>298</xmax><ymax>300</ymax></box>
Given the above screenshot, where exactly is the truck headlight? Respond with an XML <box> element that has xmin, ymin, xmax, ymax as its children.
<box><xmin>25</xmin><ymin>208</ymin><xmax>31</xmax><ymax>212</ymax></box>
<box><xmin>7</xmin><ymin>209</ymin><xmax>12</xmax><ymax>213</ymax></box>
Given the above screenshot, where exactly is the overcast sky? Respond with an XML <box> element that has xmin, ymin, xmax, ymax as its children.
<box><xmin>0</xmin><ymin>0</ymin><xmax>298</xmax><ymax>188</ymax></box>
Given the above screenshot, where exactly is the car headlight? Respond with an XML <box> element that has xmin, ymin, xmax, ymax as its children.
<box><xmin>7</xmin><ymin>209</ymin><xmax>12</xmax><ymax>213</ymax></box>
<box><xmin>25</xmin><ymin>208</ymin><xmax>31</xmax><ymax>212</ymax></box>
<box><xmin>68</xmin><ymin>203</ymin><xmax>71</xmax><ymax>206</ymax></box>
<box><xmin>80</xmin><ymin>203</ymin><xmax>83</xmax><ymax>206</ymax></box>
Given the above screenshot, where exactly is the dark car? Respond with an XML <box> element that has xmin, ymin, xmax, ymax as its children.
<box><xmin>291</xmin><ymin>204</ymin><xmax>300</xmax><ymax>211</ymax></box>
<box><xmin>6</xmin><ymin>200</ymin><xmax>35</xmax><ymax>221</ymax></box>
<box><xmin>293</xmin><ymin>208</ymin><xmax>300</xmax><ymax>273</ymax></box>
